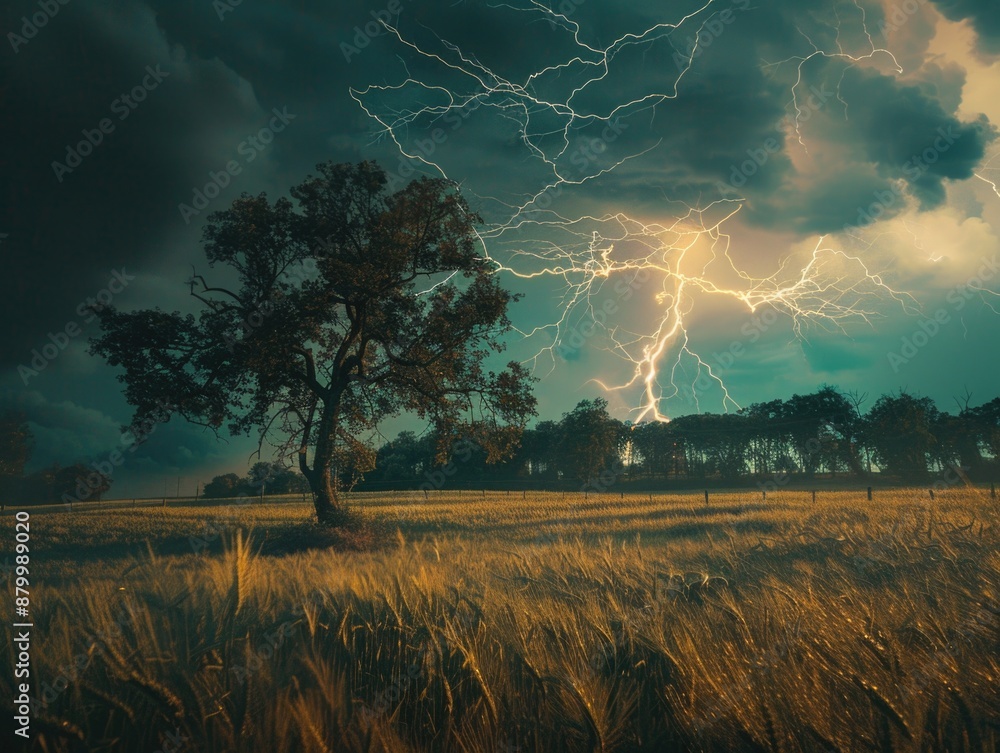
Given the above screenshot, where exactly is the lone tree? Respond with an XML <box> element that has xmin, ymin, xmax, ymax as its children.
<box><xmin>91</xmin><ymin>161</ymin><xmax>537</xmax><ymax>524</ymax></box>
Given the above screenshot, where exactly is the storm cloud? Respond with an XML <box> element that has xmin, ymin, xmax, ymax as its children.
<box><xmin>1</xmin><ymin>0</ymin><xmax>998</xmax><ymax>494</ymax></box>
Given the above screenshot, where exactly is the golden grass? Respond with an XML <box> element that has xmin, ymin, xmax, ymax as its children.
<box><xmin>3</xmin><ymin>488</ymin><xmax>999</xmax><ymax>752</ymax></box>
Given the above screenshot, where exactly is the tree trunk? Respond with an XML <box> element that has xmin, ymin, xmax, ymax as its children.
<box><xmin>957</xmin><ymin>440</ymin><xmax>985</xmax><ymax>478</ymax></box>
<box><xmin>305</xmin><ymin>397</ymin><xmax>348</xmax><ymax>526</ymax></box>
<box><xmin>845</xmin><ymin>442</ymin><xmax>867</xmax><ymax>478</ymax></box>
<box><xmin>312</xmin><ymin>462</ymin><xmax>340</xmax><ymax>524</ymax></box>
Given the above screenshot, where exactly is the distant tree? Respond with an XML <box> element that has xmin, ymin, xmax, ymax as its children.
<box><xmin>713</xmin><ymin>413</ymin><xmax>751</xmax><ymax>481</ymax></box>
<box><xmin>519</xmin><ymin>420</ymin><xmax>560</xmax><ymax>479</ymax></box>
<box><xmin>619</xmin><ymin>421</ymin><xmax>638</xmax><ymax>481</ymax></box>
<box><xmin>19</xmin><ymin>466</ymin><xmax>58</xmax><ymax>505</ymax></box>
<box><xmin>933</xmin><ymin>411</ymin><xmax>984</xmax><ymax>475</ymax></box>
<box><xmin>90</xmin><ymin>161</ymin><xmax>536</xmax><ymax>524</ymax></box>
<box><xmin>861</xmin><ymin>391</ymin><xmax>940</xmax><ymax>480</ymax></box>
<box><xmin>668</xmin><ymin>414</ymin><xmax>716</xmax><ymax>479</ymax></box>
<box><xmin>631</xmin><ymin>421</ymin><xmax>687</xmax><ymax>479</ymax></box>
<box><xmin>56</xmin><ymin>464</ymin><xmax>112</xmax><ymax>503</ymax></box>
<box><xmin>971</xmin><ymin>397</ymin><xmax>1000</xmax><ymax>474</ymax></box>
<box><xmin>782</xmin><ymin>386</ymin><xmax>861</xmax><ymax>477</ymax></box>
<box><xmin>669</xmin><ymin>413</ymin><xmax>748</xmax><ymax>481</ymax></box>
<box><xmin>844</xmin><ymin>389</ymin><xmax>873</xmax><ymax>474</ymax></box>
<box><xmin>371</xmin><ymin>431</ymin><xmax>428</xmax><ymax>485</ymax></box>
<box><xmin>240</xmin><ymin>461</ymin><xmax>309</xmax><ymax>495</ymax></box>
<box><xmin>391</xmin><ymin>431</ymin><xmax>422</xmax><ymax>469</ymax></box>
<box><xmin>0</xmin><ymin>412</ymin><xmax>33</xmax><ymax>501</ymax></box>
<box><xmin>558</xmin><ymin>398</ymin><xmax>623</xmax><ymax>486</ymax></box>
<box><xmin>740</xmin><ymin>400</ymin><xmax>775</xmax><ymax>477</ymax></box>
<box><xmin>244</xmin><ymin>462</ymin><xmax>272</xmax><ymax>491</ymax></box>
<box><xmin>203</xmin><ymin>473</ymin><xmax>242</xmax><ymax>499</ymax></box>
<box><xmin>272</xmin><ymin>465</ymin><xmax>311</xmax><ymax>494</ymax></box>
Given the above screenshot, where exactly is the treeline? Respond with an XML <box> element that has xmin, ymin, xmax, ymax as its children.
<box><xmin>6</xmin><ymin>385</ymin><xmax>999</xmax><ymax>505</ymax></box>
<box><xmin>201</xmin><ymin>461</ymin><xmax>310</xmax><ymax>498</ymax></box>
<box><xmin>359</xmin><ymin>386</ymin><xmax>1000</xmax><ymax>491</ymax></box>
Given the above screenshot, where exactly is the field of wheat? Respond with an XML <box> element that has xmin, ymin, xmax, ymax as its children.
<box><xmin>3</xmin><ymin>488</ymin><xmax>998</xmax><ymax>752</ymax></box>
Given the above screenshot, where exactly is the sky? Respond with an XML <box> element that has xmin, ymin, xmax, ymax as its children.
<box><xmin>1</xmin><ymin>0</ymin><xmax>999</xmax><ymax>497</ymax></box>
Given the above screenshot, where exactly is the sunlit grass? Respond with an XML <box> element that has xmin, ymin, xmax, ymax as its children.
<box><xmin>4</xmin><ymin>488</ymin><xmax>999</xmax><ymax>751</ymax></box>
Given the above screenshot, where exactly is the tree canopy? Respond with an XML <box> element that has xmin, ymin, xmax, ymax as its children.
<box><xmin>90</xmin><ymin>161</ymin><xmax>537</xmax><ymax>523</ymax></box>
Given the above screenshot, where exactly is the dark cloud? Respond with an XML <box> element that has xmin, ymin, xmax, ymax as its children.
<box><xmin>405</xmin><ymin>0</ymin><xmax>996</xmax><ymax>234</ymax></box>
<box><xmin>748</xmin><ymin>166</ymin><xmax>904</xmax><ymax>234</ymax></box>
<box><xmin>1</xmin><ymin>0</ymin><xmax>997</xmax><ymax>493</ymax></box>
<box><xmin>0</xmin><ymin>2</ymin><xmax>284</xmax><ymax>367</ymax></box>
<box><xmin>811</xmin><ymin>65</ymin><xmax>996</xmax><ymax>211</ymax></box>
<box><xmin>929</xmin><ymin>0</ymin><xmax>1000</xmax><ymax>53</ymax></box>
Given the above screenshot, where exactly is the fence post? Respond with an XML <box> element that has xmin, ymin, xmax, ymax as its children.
<box><xmin>811</xmin><ymin>490</ymin><xmax>816</xmax><ymax>504</ymax></box>
<box><xmin>929</xmin><ymin>489</ymin><xmax>935</xmax><ymax>500</ymax></box>
<box><xmin>162</xmin><ymin>498</ymin><xmax>166</xmax><ymax>508</ymax></box>
<box><xmin>867</xmin><ymin>486</ymin><xmax>873</xmax><ymax>501</ymax></box>
<box><xmin>762</xmin><ymin>490</ymin><xmax>766</xmax><ymax>501</ymax></box>
<box><xmin>704</xmin><ymin>489</ymin><xmax>709</xmax><ymax>506</ymax></box>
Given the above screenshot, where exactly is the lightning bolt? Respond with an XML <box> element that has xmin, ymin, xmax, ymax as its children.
<box><xmin>350</xmin><ymin>0</ymin><xmax>946</xmax><ymax>423</ymax></box>
<box><xmin>975</xmin><ymin>151</ymin><xmax>1000</xmax><ymax>199</ymax></box>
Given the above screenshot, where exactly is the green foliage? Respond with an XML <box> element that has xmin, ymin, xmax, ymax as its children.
<box><xmin>557</xmin><ymin>398</ymin><xmax>623</xmax><ymax>484</ymax></box>
<box><xmin>360</xmin><ymin>386</ymin><xmax>1000</xmax><ymax>491</ymax></box>
<box><xmin>202</xmin><ymin>473</ymin><xmax>243</xmax><ymax>499</ymax></box>
<box><xmin>862</xmin><ymin>391</ymin><xmax>942</xmax><ymax>480</ymax></box>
